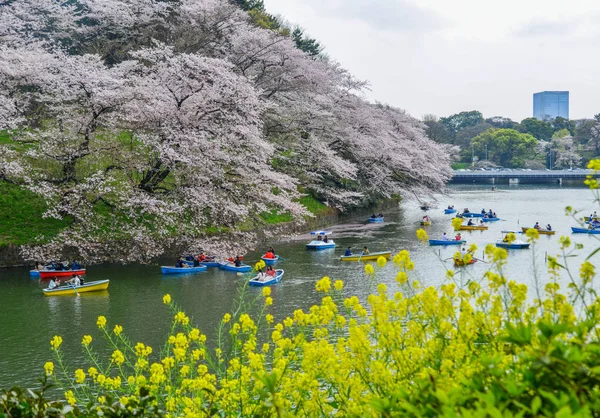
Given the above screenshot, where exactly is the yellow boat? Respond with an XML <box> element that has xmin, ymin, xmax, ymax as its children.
<box><xmin>520</xmin><ymin>227</ymin><xmax>555</xmax><ymax>235</ymax></box>
<box><xmin>340</xmin><ymin>251</ymin><xmax>392</xmax><ymax>262</ymax></box>
<box><xmin>43</xmin><ymin>280</ymin><xmax>110</xmax><ymax>296</ymax></box>
<box><xmin>458</xmin><ymin>225</ymin><xmax>488</xmax><ymax>231</ymax></box>
<box><xmin>584</xmin><ymin>217</ymin><xmax>600</xmax><ymax>222</ymax></box>
<box><xmin>420</xmin><ymin>221</ymin><xmax>432</xmax><ymax>226</ymax></box>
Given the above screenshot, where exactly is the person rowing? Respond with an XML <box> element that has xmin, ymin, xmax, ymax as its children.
<box><xmin>534</xmin><ymin>222</ymin><xmax>541</xmax><ymax>230</ymax></box>
<box><xmin>467</xmin><ymin>219</ymin><xmax>474</xmax><ymax>226</ymax></box>
<box><xmin>546</xmin><ymin>224</ymin><xmax>552</xmax><ymax>231</ymax></box>
<box><xmin>344</xmin><ymin>247</ymin><xmax>352</xmax><ymax>256</ymax></box>
<box><xmin>234</xmin><ymin>256</ymin><xmax>243</xmax><ymax>267</ymax></box>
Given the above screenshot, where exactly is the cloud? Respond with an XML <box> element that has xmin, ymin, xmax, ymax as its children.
<box><xmin>306</xmin><ymin>0</ymin><xmax>447</xmax><ymax>32</ymax></box>
<box><xmin>514</xmin><ymin>18</ymin><xmax>577</xmax><ymax>37</ymax></box>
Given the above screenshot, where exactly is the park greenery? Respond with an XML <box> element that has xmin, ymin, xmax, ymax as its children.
<box><xmin>0</xmin><ymin>0</ymin><xmax>452</xmax><ymax>263</ymax></box>
<box><xmin>424</xmin><ymin>111</ymin><xmax>600</xmax><ymax>169</ymax></box>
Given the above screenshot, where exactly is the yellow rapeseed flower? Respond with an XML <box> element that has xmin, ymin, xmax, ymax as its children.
<box><xmin>416</xmin><ymin>228</ymin><xmax>429</xmax><ymax>243</ymax></box>
<box><xmin>223</xmin><ymin>313</ymin><xmax>231</xmax><ymax>323</ymax></box>
<box><xmin>113</xmin><ymin>324</ymin><xmax>123</xmax><ymax>336</ymax></box>
<box><xmin>163</xmin><ymin>294</ymin><xmax>171</xmax><ymax>304</ymax></box>
<box><xmin>44</xmin><ymin>361</ymin><xmax>54</xmax><ymax>376</ymax></box>
<box><xmin>334</xmin><ymin>280</ymin><xmax>344</xmax><ymax>291</ymax></box>
<box><xmin>74</xmin><ymin>368</ymin><xmax>86</xmax><ymax>384</ymax></box>
<box><xmin>96</xmin><ymin>316</ymin><xmax>107</xmax><ymax>329</ymax></box>
<box><xmin>50</xmin><ymin>335</ymin><xmax>62</xmax><ymax>349</ymax></box>
<box><xmin>265</xmin><ymin>297</ymin><xmax>273</xmax><ymax>306</ymax></box>
<box><xmin>364</xmin><ymin>264</ymin><xmax>375</xmax><ymax>276</ymax></box>
<box><xmin>265</xmin><ymin>314</ymin><xmax>274</xmax><ymax>324</ymax></box>
<box><xmin>525</xmin><ymin>228</ymin><xmax>539</xmax><ymax>242</ymax></box>
<box><xmin>174</xmin><ymin>311</ymin><xmax>189</xmax><ymax>325</ymax></box>
<box><xmin>262</xmin><ymin>287</ymin><xmax>271</xmax><ymax>297</ymax></box>
<box><xmin>81</xmin><ymin>335</ymin><xmax>92</xmax><ymax>347</ymax></box>
<box><xmin>315</xmin><ymin>276</ymin><xmax>331</xmax><ymax>293</ymax></box>
<box><xmin>396</xmin><ymin>271</ymin><xmax>408</xmax><ymax>284</ymax></box>
<box><xmin>376</xmin><ymin>256</ymin><xmax>387</xmax><ymax>268</ymax></box>
<box><xmin>64</xmin><ymin>390</ymin><xmax>76</xmax><ymax>406</ymax></box>
<box><xmin>111</xmin><ymin>349</ymin><xmax>125</xmax><ymax>366</ymax></box>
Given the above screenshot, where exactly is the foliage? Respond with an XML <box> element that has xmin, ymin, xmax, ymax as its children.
<box><xmin>0</xmin><ymin>0</ymin><xmax>452</xmax><ymax>262</ymax></box>
<box><xmin>550</xmin><ymin>135</ymin><xmax>582</xmax><ymax>169</ymax></box>
<box><xmin>519</xmin><ymin>117</ymin><xmax>554</xmax><ymax>141</ymax></box>
<box><xmin>439</xmin><ymin>110</ymin><xmax>484</xmax><ymax>144</ymax></box>
<box><xmin>470</xmin><ymin>128</ymin><xmax>538</xmax><ymax>167</ymax></box>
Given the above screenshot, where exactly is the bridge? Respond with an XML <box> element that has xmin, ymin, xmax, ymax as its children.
<box><xmin>450</xmin><ymin>170</ymin><xmax>597</xmax><ymax>185</ymax></box>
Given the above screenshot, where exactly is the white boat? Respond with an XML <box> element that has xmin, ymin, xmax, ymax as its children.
<box><xmin>248</xmin><ymin>270</ymin><xmax>284</xmax><ymax>286</ymax></box>
<box><xmin>306</xmin><ymin>231</ymin><xmax>336</xmax><ymax>250</ymax></box>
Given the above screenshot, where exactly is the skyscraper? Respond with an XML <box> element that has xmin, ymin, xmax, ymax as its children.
<box><xmin>533</xmin><ymin>91</ymin><xmax>569</xmax><ymax>120</ymax></box>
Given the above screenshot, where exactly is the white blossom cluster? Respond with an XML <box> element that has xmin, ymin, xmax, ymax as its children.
<box><xmin>0</xmin><ymin>0</ymin><xmax>453</xmax><ymax>263</ymax></box>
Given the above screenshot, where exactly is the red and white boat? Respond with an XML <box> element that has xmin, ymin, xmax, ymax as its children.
<box><xmin>39</xmin><ymin>269</ymin><xmax>86</xmax><ymax>279</ymax></box>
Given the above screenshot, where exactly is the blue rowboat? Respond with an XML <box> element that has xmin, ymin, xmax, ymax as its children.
<box><xmin>368</xmin><ymin>217</ymin><xmax>384</xmax><ymax>223</ymax></box>
<box><xmin>183</xmin><ymin>259</ymin><xmax>221</xmax><ymax>268</ymax></box>
<box><xmin>462</xmin><ymin>213</ymin><xmax>484</xmax><ymax>218</ymax></box>
<box><xmin>219</xmin><ymin>263</ymin><xmax>252</xmax><ymax>273</ymax></box>
<box><xmin>30</xmin><ymin>270</ymin><xmax>41</xmax><ymax>277</ymax></box>
<box><xmin>571</xmin><ymin>227</ymin><xmax>600</xmax><ymax>234</ymax></box>
<box><xmin>444</xmin><ymin>209</ymin><xmax>457</xmax><ymax>214</ymax></box>
<box><xmin>429</xmin><ymin>240</ymin><xmax>466</xmax><ymax>246</ymax></box>
<box><xmin>249</xmin><ymin>269</ymin><xmax>284</xmax><ymax>287</ymax></box>
<box><xmin>261</xmin><ymin>255</ymin><xmax>279</xmax><ymax>265</ymax></box>
<box><xmin>482</xmin><ymin>217</ymin><xmax>500</xmax><ymax>222</ymax></box>
<box><xmin>161</xmin><ymin>266</ymin><xmax>207</xmax><ymax>274</ymax></box>
<box><xmin>495</xmin><ymin>242</ymin><xmax>530</xmax><ymax>249</ymax></box>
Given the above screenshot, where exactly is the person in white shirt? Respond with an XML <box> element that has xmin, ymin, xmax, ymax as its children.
<box><xmin>48</xmin><ymin>277</ymin><xmax>58</xmax><ymax>289</ymax></box>
<box><xmin>68</xmin><ymin>274</ymin><xmax>81</xmax><ymax>287</ymax></box>
<box><xmin>442</xmin><ymin>232</ymin><xmax>449</xmax><ymax>241</ymax></box>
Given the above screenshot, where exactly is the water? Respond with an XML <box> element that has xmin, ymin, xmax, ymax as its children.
<box><xmin>1</xmin><ymin>185</ymin><xmax>599</xmax><ymax>389</ymax></box>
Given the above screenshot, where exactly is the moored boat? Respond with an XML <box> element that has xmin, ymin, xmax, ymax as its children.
<box><xmin>306</xmin><ymin>231</ymin><xmax>335</xmax><ymax>250</ymax></box>
<box><xmin>520</xmin><ymin>227</ymin><xmax>555</xmax><ymax>235</ymax></box>
<box><xmin>43</xmin><ymin>280</ymin><xmax>110</xmax><ymax>296</ymax></box>
<box><xmin>444</xmin><ymin>208</ymin><xmax>457</xmax><ymax>214</ymax></box>
<box><xmin>248</xmin><ymin>269</ymin><xmax>284</xmax><ymax>287</ymax></box>
<box><xmin>219</xmin><ymin>263</ymin><xmax>252</xmax><ymax>273</ymax></box>
<box><xmin>161</xmin><ymin>266</ymin><xmax>207</xmax><ymax>274</ymax></box>
<box><xmin>571</xmin><ymin>227</ymin><xmax>600</xmax><ymax>234</ymax></box>
<box><xmin>481</xmin><ymin>217</ymin><xmax>500</xmax><ymax>222</ymax></box>
<box><xmin>340</xmin><ymin>251</ymin><xmax>392</xmax><ymax>262</ymax></box>
<box><xmin>260</xmin><ymin>255</ymin><xmax>280</xmax><ymax>265</ymax></box>
<box><xmin>367</xmin><ymin>217</ymin><xmax>384</xmax><ymax>223</ymax></box>
<box><xmin>39</xmin><ymin>269</ymin><xmax>86</xmax><ymax>279</ymax></box>
<box><xmin>429</xmin><ymin>240</ymin><xmax>466</xmax><ymax>246</ymax></box>
<box><xmin>458</xmin><ymin>225</ymin><xmax>488</xmax><ymax>231</ymax></box>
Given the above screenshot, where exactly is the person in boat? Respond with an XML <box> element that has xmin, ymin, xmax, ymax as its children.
<box><xmin>266</xmin><ymin>266</ymin><xmax>276</xmax><ymax>277</ymax></box>
<box><xmin>479</xmin><ymin>219</ymin><xmax>484</xmax><ymax>225</ymax></box>
<box><xmin>455</xmin><ymin>233</ymin><xmax>462</xmax><ymax>241</ymax></box>
<box><xmin>193</xmin><ymin>257</ymin><xmax>200</xmax><ymax>267</ymax></box>
<box><xmin>467</xmin><ymin>219</ymin><xmax>474</xmax><ymax>226</ymax></box>
<box><xmin>68</xmin><ymin>273</ymin><xmax>81</xmax><ymax>287</ymax></box>
<box><xmin>377</xmin><ymin>213</ymin><xmax>383</xmax><ymax>218</ymax></box>
<box><xmin>503</xmin><ymin>235</ymin><xmax>510</xmax><ymax>243</ymax></box>
<box><xmin>488</xmin><ymin>210</ymin><xmax>493</xmax><ymax>217</ymax></box>
<box><xmin>344</xmin><ymin>247</ymin><xmax>353</xmax><ymax>256</ymax></box>
<box><xmin>492</xmin><ymin>212</ymin><xmax>497</xmax><ymax>218</ymax></box>
<box><xmin>481</xmin><ymin>209</ymin><xmax>486</xmax><ymax>215</ymax></box>
<box><xmin>371</xmin><ymin>213</ymin><xmax>377</xmax><ymax>218</ymax></box>
<box><xmin>263</xmin><ymin>250</ymin><xmax>276</xmax><ymax>259</ymax></box>
<box><xmin>317</xmin><ymin>234</ymin><xmax>323</xmax><ymax>241</ymax></box>
<box><xmin>323</xmin><ymin>235</ymin><xmax>329</xmax><ymax>243</ymax></box>
<box><xmin>442</xmin><ymin>232</ymin><xmax>449</xmax><ymax>241</ymax></box>
<box><xmin>361</xmin><ymin>246</ymin><xmax>370</xmax><ymax>255</ymax></box>
<box><xmin>461</xmin><ymin>247</ymin><xmax>467</xmax><ymax>255</ymax></box>
<box><xmin>35</xmin><ymin>261</ymin><xmax>44</xmax><ymax>271</ymax></box>
<box><xmin>268</xmin><ymin>246</ymin><xmax>276</xmax><ymax>254</ymax></box>
<box><xmin>55</xmin><ymin>261</ymin><xmax>65</xmax><ymax>271</ymax></box>
<box><xmin>463</xmin><ymin>208</ymin><xmax>470</xmax><ymax>214</ymax></box>
<box><xmin>71</xmin><ymin>260</ymin><xmax>81</xmax><ymax>270</ymax></box>
<box><xmin>198</xmin><ymin>252</ymin><xmax>206</xmax><ymax>262</ymax></box>
<box><xmin>546</xmin><ymin>224</ymin><xmax>552</xmax><ymax>231</ymax></box>
<box><xmin>534</xmin><ymin>222</ymin><xmax>541</xmax><ymax>230</ymax></box>
<box><xmin>447</xmin><ymin>205</ymin><xmax>453</xmax><ymax>210</ymax></box>
<box><xmin>175</xmin><ymin>257</ymin><xmax>186</xmax><ymax>268</ymax></box>
<box><xmin>256</xmin><ymin>269</ymin><xmax>267</xmax><ymax>282</ymax></box>
<box><xmin>423</xmin><ymin>215</ymin><xmax>430</xmax><ymax>222</ymax></box>
<box><xmin>456</xmin><ymin>213</ymin><xmax>463</xmax><ymax>218</ymax></box>
<box><xmin>185</xmin><ymin>255</ymin><xmax>194</xmax><ymax>262</ymax></box>
<box><xmin>48</xmin><ymin>277</ymin><xmax>58</xmax><ymax>290</ymax></box>
<box><xmin>234</xmin><ymin>256</ymin><xmax>242</xmax><ymax>267</ymax></box>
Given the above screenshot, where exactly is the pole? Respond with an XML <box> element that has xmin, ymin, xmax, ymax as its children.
<box><xmin>485</xmin><ymin>144</ymin><xmax>488</xmax><ymax>161</ymax></box>
<box><xmin>471</xmin><ymin>146</ymin><xmax>474</xmax><ymax>170</ymax></box>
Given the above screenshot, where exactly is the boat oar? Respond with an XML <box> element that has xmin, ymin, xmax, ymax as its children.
<box><xmin>70</xmin><ymin>282</ymin><xmax>80</xmax><ymax>296</ymax></box>
<box><xmin>473</xmin><ymin>257</ymin><xmax>489</xmax><ymax>264</ymax></box>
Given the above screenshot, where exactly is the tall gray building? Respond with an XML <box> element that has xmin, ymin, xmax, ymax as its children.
<box><xmin>533</xmin><ymin>91</ymin><xmax>569</xmax><ymax>120</ymax></box>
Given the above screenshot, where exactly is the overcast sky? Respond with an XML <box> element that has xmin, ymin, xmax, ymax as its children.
<box><xmin>263</xmin><ymin>0</ymin><xmax>600</xmax><ymax>121</ymax></box>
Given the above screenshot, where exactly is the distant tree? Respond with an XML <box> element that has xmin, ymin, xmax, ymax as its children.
<box><xmin>588</xmin><ymin>114</ymin><xmax>600</xmax><ymax>156</ymax></box>
<box><xmin>455</xmin><ymin>122</ymin><xmax>493</xmax><ymax>149</ymax></box>
<box><xmin>552</xmin><ymin>128</ymin><xmax>571</xmax><ymax>139</ymax></box>
<box><xmin>550</xmin><ymin>135</ymin><xmax>581</xmax><ymax>169</ymax></box>
<box><xmin>519</xmin><ymin>118</ymin><xmax>553</xmax><ymax>141</ymax></box>
<box><xmin>291</xmin><ymin>28</ymin><xmax>322</xmax><ymax>57</ymax></box>
<box><xmin>552</xmin><ymin>116</ymin><xmax>575</xmax><ymax>135</ymax></box>
<box><xmin>440</xmin><ymin>111</ymin><xmax>484</xmax><ymax>144</ymax></box>
<box><xmin>486</xmin><ymin>116</ymin><xmax>519</xmax><ymax>129</ymax></box>
<box><xmin>422</xmin><ymin>114</ymin><xmax>450</xmax><ymax>143</ymax></box>
<box><xmin>470</xmin><ymin>128</ymin><xmax>537</xmax><ymax>168</ymax></box>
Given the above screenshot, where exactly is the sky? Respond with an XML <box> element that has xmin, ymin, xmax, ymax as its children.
<box><xmin>263</xmin><ymin>0</ymin><xmax>600</xmax><ymax>121</ymax></box>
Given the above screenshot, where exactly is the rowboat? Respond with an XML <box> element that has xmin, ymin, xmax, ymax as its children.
<box><xmin>496</xmin><ymin>241</ymin><xmax>530</xmax><ymax>249</ymax></box>
<box><xmin>571</xmin><ymin>227</ymin><xmax>600</xmax><ymax>234</ymax></box>
<box><xmin>340</xmin><ymin>251</ymin><xmax>392</xmax><ymax>262</ymax></box>
<box><xmin>248</xmin><ymin>269</ymin><xmax>284</xmax><ymax>287</ymax></box>
<box><xmin>261</xmin><ymin>255</ymin><xmax>279</xmax><ymax>265</ymax></box>
<box><xmin>462</xmin><ymin>213</ymin><xmax>484</xmax><ymax>218</ymax></box>
<box><xmin>454</xmin><ymin>258</ymin><xmax>477</xmax><ymax>267</ymax></box>
<box><xmin>482</xmin><ymin>217</ymin><xmax>500</xmax><ymax>222</ymax></box>
<box><xmin>520</xmin><ymin>227</ymin><xmax>555</xmax><ymax>235</ymax></box>
<box><xmin>444</xmin><ymin>208</ymin><xmax>457</xmax><ymax>214</ymax></box>
<box><xmin>584</xmin><ymin>217</ymin><xmax>600</xmax><ymax>222</ymax></box>
<box><xmin>420</xmin><ymin>221</ymin><xmax>432</xmax><ymax>226</ymax></box>
<box><xmin>219</xmin><ymin>263</ymin><xmax>252</xmax><ymax>272</ymax></box>
<box><xmin>420</xmin><ymin>205</ymin><xmax>431</xmax><ymax>210</ymax></box>
<box><xmin>429</xmin><ymin>240</ymin><xmax>466</xmax><ymax>246</ymax></box>
<box><xmin>43</xmin><ymin>280</ymin><xmax>110</xmax><ymax>296</ymax></box>
<box><xmin>39</xmin><ymin>269</ymin><xmax>86</xmax><ymax>279</ymax></box>
<box><xmin>368</xmin><ymin>217</ymin><xmax>384</xmax><ymax>223</ymax></box>
<box><xmin>306</xmin><ymin>231</ymin><xmax>335</xmax><ymax>250</ymax></box>
<box><xmin>30</xmin><ymin>270</ymin><xmax>41</xmax><ymax>277</ymax></box>
<box><xmin>458</xmin><ymin>225</ymin><xmax>488</xmax><ymax>231</ymax></box>
<box><xmin>161</xmin><ymin>266</ymin><xmax>207</xmax><ymax>274</ymax></box>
